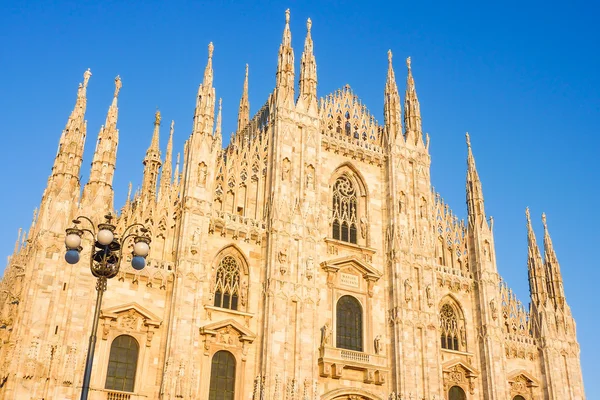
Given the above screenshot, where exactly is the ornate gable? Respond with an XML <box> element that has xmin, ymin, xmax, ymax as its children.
<box><xmin>199</xmin><ymin>319</ymin><xmax>256</xmax><ymax>360</ymax></box>
<box><xmin>321</xmin><ymin>255</ymin><xmax>381</xmax><ymax>297</ymax></box>
<box><xmin>100</xmin><ymin>302</ymin><xmax>162</xmax><ymax>346</ymax></box>
<box><xmin>442</xmin><ymin>360</ymin><xmax>480</xmax><ymax>395</ymax></box>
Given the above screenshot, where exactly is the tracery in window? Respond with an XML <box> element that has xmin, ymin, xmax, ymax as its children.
<box><xmin>332</xmin><ymin>176</ymin><xmax>358</xmax><ymax>244</ymax></box>
<box><xmin>105</xmin><ymin>335</ymin><xmax>139</xmax><ymax>393</ymax></box>
<box><xmin>213</xmin><ymin>256</ymin><xmax>240</xmax><ymax>311</ymax></box>
<box><xmin>336</xmin><ymin>295</ymin><xmax>363</xmax><ymax>351</ymax></box>
<box><xmin>208</xmin><ymin>350</ymin><xmax>236</xmax><ymax>400</ymax></box>
<box><xmin>448</xmin><ymin>385</ymin><xmax>467</xmax><ymax>400</ymax></box>
<box><xmin>440</xmin><ymin>303</ymin><xmax>463</xmax><ymax>351</ymax></box>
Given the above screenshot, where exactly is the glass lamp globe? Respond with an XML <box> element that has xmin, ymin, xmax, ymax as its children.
<box><xmin>131</xmin><ymin>256</ymin><xmax>146</xmax><ymax>270</ymax></box>
<box><xmin>65</xmin><ymin>249</ymin><xmax>80</xmax><ymax>265</ymax></box>
<box><xmin>133</xmin><ymin>241</ymin><xmax>150</xmax><ymax>257</ymax></box>
<box><xmin>97</xmin><ymin>229</ymin><xmax>114</xmax><ymax>246</ymax></box>
<box><xmin>65</xmin><ymin>233</ymin><xmax>81</xmax><ymax>250</ymax></box>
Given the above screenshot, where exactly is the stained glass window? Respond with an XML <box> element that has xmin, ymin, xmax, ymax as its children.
<box><xmin>105</xmin><ymin>335</ymin><xmax>139</xmax><ymax>392</ymax></box>
<box><xmin>332</xmin><ymin>176</ymin><xmax>358</xmax><ymax>244</ymax></box>
<box><xmin>336</xmin><ymin>295</ymin><xmax>363</xmax><ymax>351</ymax></box>
<box><xmin>440</xmin><ymin>304</ymin><xmax>460</xmax><ymax>351</ymax></box>
<box><xmin>214</xmin><ymin>256</ymin><xmax>240</xmax><ymax>310</ymax></box>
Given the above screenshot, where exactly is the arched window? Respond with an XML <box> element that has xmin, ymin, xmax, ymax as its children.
<box><xmin>448</xmin><ymin>385</ymin><xmax>466</xmax><ymax>400</ymax></box>
<box><xmin>105</xmin><ymin>335</ymin><xmax>139</xmax><ymax>392</ymax></box>
<box><xmin>332</xmin><ymin>176</ymin><xmax>358</xmax><ymax>244</ymax></box>
<box><xmin>513</xmin><ymin>396</ymin><xmax>526</xmax><ymax>400</ymax></box>
<box><xmin>213</xmin><ymin>256</ymin><xmax>241</xmax><ymax>310</ymax></box>
<box><xmin>208</xmin><ymin>350</ymin><xmax>236</xmax><ymax>400</ymax></box>
<box><xmin>336</xmin><ymin>295</ymin><xmax>363</xmax><ymax>351</ymax></box>
<box><xmin>440</xmin><ymin>303</ymin><xmax>461</xmax><ymax>351</ymax></box>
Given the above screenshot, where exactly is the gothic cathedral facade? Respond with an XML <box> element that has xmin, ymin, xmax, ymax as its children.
<box><xmin>0</xmin><ymin>9</ymin><xmax>585</xmax><ymax>400</ymax></box>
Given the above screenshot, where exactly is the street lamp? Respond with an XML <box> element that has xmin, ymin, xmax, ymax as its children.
<box><xmin>64</xmin><ymin>213</ymin><xmax>151</xmax><ymax>400</ymax></box>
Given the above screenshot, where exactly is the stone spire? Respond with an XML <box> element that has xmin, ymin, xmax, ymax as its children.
<box><xmin>81</xmin><ymin>75</ymin><xmax>121</xmax><ymax>214</ymax></box>
<box><xmin>465</xmin><ymin>133</ymin><xmax>488</xmax><ymax>230</ymax></box>
<box><xmin>526</xmin><ymin>207</ymin><xmax>547</xmax><ymax>306</ymax></box>
<box><xmin>50</xmin><ymin>68</ymin><xmax>92</xmax><ymax>179</ymax></box>
<box><xmin>215</xmin><ymin>98</ymin><xmax>223</xmax><ymax>139</ymax></box>
<box><xmin>297</xmin><ymin>18</ymin><xmax>317</xmax><ymax>110</ymax></box>
<box><xmin>275</xmin><ymin>9</ymin><xmax>295</xmax><ymax>107</ymax></box>
<box><xmin>542</xmin><ymin>213</ymin><xmax>566</xmax><ymax>308</ymax></box>
<box><xmin>36</xmin><ymin>69</ymin><xmax>91</xmax><ymax>235</ymax></box>
<box><xmin>193</xmin><ymin>43</ymin><xmax>216</xmax><ymax>135</ymax></box>
<box><xmin>173</xmin><ymin>153</ymin><xmax>181</xmax><ymax>188</ymax></box>
<box><xmin>141</xmin><ymin>110</ymin><xmax>163</xmax><ymax>204</ymax></box>
<box><xmin>159</xmin><ymin>120</ymin><xmax>174</xmax><ymax>200</ymax></box>
<box><xmin>404</xmin><ymin>57</ymin><xmax>423</xmax><ymax>146</ymax></box>
<box><xmin>237</xmin><ymin>64</ymin><xmax>250</xmax><ymax>133</ymax></box>
<box><xmin>384</xmin><ymin>50</ymin><xmax>402</xmax><ymax>147</ymax></box>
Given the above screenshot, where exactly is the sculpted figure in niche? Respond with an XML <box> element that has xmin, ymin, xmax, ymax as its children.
<box><xmin>306</xmin><ymin>165</ymin><xmax>315</xmax><ymax>189</ymax></box>
<box><xmin>360</xmin><ymin>216</ymin><xmax>368</xmax><ymax>239</ymax></box>
<box><xmin>426</xmin><ymin>284</ymin><xmax>434</xmax><ymax>307</ymax></box>
<box><xmin>374</xmin><ymin>335</ymin><xmax>383</xmax><ymax>354</ymax></box>
<box><xmin>404</xmin><ymin>279</ymin><xmax>413</xmax><ymax>303</ymax></box>
<box><xmin>282</xmin><ymin>158</ymin><xmax>291</xmax><ymax>181</ymax></box>
<box><xmin>321</xmin><ymin>322</ymin><xmax>332</xmax><ymax>346</ymax></box>
<box><xmin>198</xmin><ymin>162</ymin><xmax>207</xmax><ymax>187</ymax></box>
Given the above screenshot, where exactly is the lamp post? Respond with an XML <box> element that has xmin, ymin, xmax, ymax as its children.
<box><xmin>64</xmin><ymin>213</ymin><xmax>151</xmax><ymax>400</ymax></box>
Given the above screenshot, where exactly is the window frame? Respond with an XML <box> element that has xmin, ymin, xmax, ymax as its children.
<box><xmin>208</xmin><ymin>350</ymin><xmax>237</xmax><ymax>400</ymax></box>
<box><xmin>104</xmin><ymin>334</ymin><xmax>140</xmax><ymax>393</ymax></box>
<box><xmin>335</xmin><ymin>295</ymin><xmax>364</xmax><ymax>352</ymax></box>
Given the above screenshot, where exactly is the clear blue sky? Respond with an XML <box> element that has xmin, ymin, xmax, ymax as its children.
<box><xmin>1</xmin><ymin>0</ymin><xmax>598</xmax><ymax>396</ymax></box>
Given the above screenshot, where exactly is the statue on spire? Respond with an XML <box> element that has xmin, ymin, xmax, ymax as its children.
<box><xmin>114</xmin><ymin>75</ymin><xmax>122</xmax><ymax>98</ymax></box>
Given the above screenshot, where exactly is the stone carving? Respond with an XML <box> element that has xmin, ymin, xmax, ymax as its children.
<box><xmin>404</xmin><ymin>279</ymin><xmax>413</xmax><ymax>303</ymax></box>
<box><xmin>119</xmin><ymin>309</ymin><xmax>139</xmax><ymax>330</ymax></box>
<box><xmin>490</xmin><ymin>298</ymin><xmax>498</xmax><ymax>320</ymax></box>
<box><xmin>374</xmin><ymin>334</ymin><xmax>383</xmax><ymax>354</ymax></box>
<box><xmin>360</xmin><ymin>216</ymin><xmax>368</xmax><ymax>239</ymax></box>
<box><xmin>198</xmin><ymin>162</ymin><xmax>207</xmax><ymax>187</ymax></box>
<box><xmin>305</xmin><ymin>256</ymin><xmax>314</xmax><ymax>280</ymax></box>
<box><xmin>282</xmin><ymin>158</ymin><xmax>291</xmax><ymax>181</ymax></box>
<box><xmin>321</xmin><ymin>322</ymin><xmax>332</xmax><ymax>346</ymax></box>
<box><xmin>306</xmin><ymin>165</ymin><xmax>315</xmax><ymax>189</ymax></box>
<box><xmin>278</xmin><ymin>250</ymin><xmax>288</xmax><ymax>275</ymax></box>
<box><xmin>426</xmin><ymin>284</ymin><xmax>434</xmax><ymax>307</ymax></box>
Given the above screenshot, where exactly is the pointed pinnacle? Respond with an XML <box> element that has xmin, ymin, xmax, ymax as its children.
<box><xmin>542</xmin><ymin>212</ymin><xmax>547</xmax><ymax>230</ymax></box>
<box><xmin>83</xmin><ymin>68</ymin><xmax>92</xmax><ymax>88</ymax></box>
<box><xmin>114</xmin><ymin>75</ymin><xmax>122</xmax><ymax>98</ymax></box>
<box><xmin>208</xmin><ymin>42</ymin><xmax>214</xmax><ymax>59</ymax></box>
<box><xmin>388</xmin><ymin>49</ymin><xmax>393</xmax><ymax>64</ymax></box>
<box><xmin>155</xmin><ymin>109</ymin><xmax>161</xmax><ymax>126</ymax></box>
<box><xmin>307</xmin><ymin>18</ymin><xmax>312</xmax><ymax>32</ymax></box>
<box><xmin>466</xmin><ymin>132</ymin><xmax>471</xmax><ymax>148</ymax></box>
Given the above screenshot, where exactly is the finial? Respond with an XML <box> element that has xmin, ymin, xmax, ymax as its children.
<box><xmin>114</xmin><ymin>75</ymin><xmax>122</xmax><ymax>98</ymax></box>
<box><xmin>406</xmin><ymin>56</ymin><xmax>412</xmax><ymax>69</ymax></box>
<box><xmin>208</xmin><ymin>42</ymin><xmax>214</xmax><ymax>59</ymax></box>
<box><xmin>155</xmin><ymin>109</ymin><xmax>161</xmax><ymax>125</ymax></box>
<box><xmin>245</xmin><ymin>63</ymin><xmax>249</xmax><ymax>78</ymax></box>
<box><xmin>219</xmin><ymin>97</ymin><xmax>222</xmax><ymax>111</ymax></box>
<box><xmin>170</xmin><ymin>119</ymin><xmax>175</xmax><ymax>133</ymax></box>
<box><xmin>465</xmin><ymin>132</ymin><xmax>471</xmax><ymax>148</ymax></box>
<box><xmin>525</xmin><ymin>207</ymin><xmax>531</xmax><ymax>222</ymax></box>
<box><xmin>83</xmin><ymin>68</ymin><xmax>92</xmax><ymax>87</ymax></box>
<box><xmin>307</xmin><ymin>18</ymin><xmax>312</xmax><ymax>32</ymax></box>
<box><xmin>388</xmin><ymin>49</ymin><xmax>393</xmax><ymax>64</ymax></box>
<box><xmin>285</xmin><ymin>8</ymin><xmax>290</xmax><ymax>24</ymax></box>
<box><xmin>542</xmin><ymin>212</ymin><xmax>547</xmax><ymax>229</ymax></box>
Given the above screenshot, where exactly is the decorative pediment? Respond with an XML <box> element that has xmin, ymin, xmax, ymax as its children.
<box><xmin>101</xmin><ymin>302</ymin><xmax>161</xmax><ymax>327</ymax></box>
<box><xmin>442</xmin><ymin>360</ymin><xmax>479</xmax><ymax>395</ymax></box>
<box><xmin>321</xmin><ymin>255</ymin><xmax>381</xmax><ymax>281</ymax></box>
<box><xmin>100</xmin><ymin>303</ymin><xmax>162</xmax><ymax>346</ymax></box>
<box><xmin>442</xmin><ymin>359</ymin><xmax>480</xmax><ymax>376</ymax></box>
<box><xmin>508</xmin><ymin>369</ymin><xmax>539</xmax><ymax>387</ymax></box>
<box><xmin>200</xmin><ymin>319</ymin><xmax>256</xmax><ymax>343</ymax></box>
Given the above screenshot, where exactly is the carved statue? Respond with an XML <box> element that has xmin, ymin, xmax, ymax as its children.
<box><xmin>374</xmin><ymin>334</ymin><xmax>383</xmax><ymax>354</ymax></box>
<box><xmin>460</xmin><ymin>326</ymin><xmax>466</xmax><ymax>346</ymax></box>
<box><xmin>404</xmin><ymin>279</ymin><xmax>413</xmax><ymax>303</ymax></box>
<box><xmin>305</xmin><ymin>256</ymin><xmax>314</xmax><ymax>280</ymax></box>
<box><xmin>306</xmin><ymin>166</ymin><xmax>314</xmax><ymax>189</ymax></box>
<box><xmin>282</xmin><ymin>159</ymin><xmax>291</xmax><ymax>181</ymax></box>
<box><xmin>321</xmin><ymin>322</ymin><xmax>332</xmax><ymax>346</ymax></box>
<box><xmin>426</xmin><ymin>284</ymin><xmax>433</xmax><ymax>307</ymax></box>
<box><xmin>198</xmin><ymin>162</ymin><xmax>208</xmax><ymax>187</ymax></box>
<box><xmin>360</xmin><ymin>216</ymin><xmax>368</xmax><ymax>239</ymax></box>
<box><xmin>490</xmin><ymin>298</ymin><xmax>498</xmax><ymax>320</ymax></box>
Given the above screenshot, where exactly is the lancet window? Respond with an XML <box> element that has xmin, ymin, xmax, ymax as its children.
<box><xmin>213</xmin><ymin>256</ymin><xmax>241</xmax><ymax>311</ymax></box>
<box><xmin>208</xmin><ymin>350</ymin><xmax>236</xmax><ymax>400</ymax></box>
<box><xmin>332</xmin><ymin>176</ymin><xmax>358</xmax><ymax>244</ymax></box>
<box><xmin>440</xmin><ymin>302</ymin><xmax>466</xmax><ymax>351</ymax></box>
<box><xmin>336</xmin><ymin>295</ymin><xmax>363</xmax><ymax>351</ymax></box>
<box><xmin>105</xmin><ymin>335</ymin><xmax>139</xmax><ymax>392</ymax></box>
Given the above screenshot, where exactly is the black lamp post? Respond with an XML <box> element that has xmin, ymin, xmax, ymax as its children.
<box><xmin>64</xmin><ymin>213</ymin><xmax>151</xmax><ymax>400</ymax></box>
